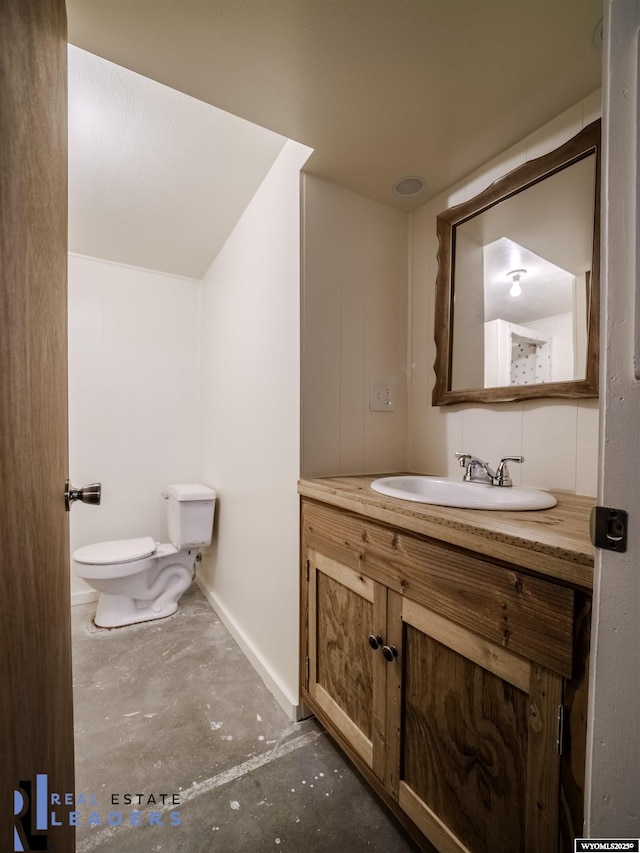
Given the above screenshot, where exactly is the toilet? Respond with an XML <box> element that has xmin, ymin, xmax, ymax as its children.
<box><xmin>73</xmin><ymin>484</ymin><xmax>216</xmax><ymax>628</ymax></box>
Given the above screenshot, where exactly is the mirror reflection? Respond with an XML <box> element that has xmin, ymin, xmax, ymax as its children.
<box><xmin>451</xmin><ymin>154</ymin><xmax>595</xmax><ymax>390</ymax></box>
<box><xmin>433</xmin><ymin>119</ymin><xmax>600</xmax><ymax>406</ymax></box>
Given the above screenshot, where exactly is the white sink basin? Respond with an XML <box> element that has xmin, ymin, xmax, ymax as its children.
<box><xmin>370</xmin><ymin>475</ymin><xmax>556</xmax><ymax>511</ymax></box>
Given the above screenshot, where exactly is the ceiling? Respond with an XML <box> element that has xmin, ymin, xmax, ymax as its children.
<box><xmin>68</xmin><ymin>46</ymin><xmax>289</xmax><ymax>278</ymax></box>
<box><xmin>65</xmin><ymin>0</ymin><xmax>602</xmax><ymax>277</ymax></box>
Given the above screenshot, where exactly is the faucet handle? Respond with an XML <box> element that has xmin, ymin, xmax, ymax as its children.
<box><xmin>495</xmin><ymin>456</ymin><xmax>524</xmax><ymax>486</ymax></box>
<box><xmin>455</xmin><ymin>451</ymin><xmax>472</xmax><ymax>467</ymax></box>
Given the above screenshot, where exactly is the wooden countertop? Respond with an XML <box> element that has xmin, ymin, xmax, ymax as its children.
<box><xmin>298</xmin><ymin>474</ymin><xmax>595</xmax><ymax>590</ymax></box>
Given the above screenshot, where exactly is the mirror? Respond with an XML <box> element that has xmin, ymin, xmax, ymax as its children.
<box><xmin>433</xmin><ymin>119</ymin><xmax>600</xmax><ymax>405</ymax></box>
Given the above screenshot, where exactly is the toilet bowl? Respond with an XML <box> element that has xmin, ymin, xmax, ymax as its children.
<box><xmin>73</xmin><ymin>484</ymin><xmax>216</xmax><ymax>628</ymax></box>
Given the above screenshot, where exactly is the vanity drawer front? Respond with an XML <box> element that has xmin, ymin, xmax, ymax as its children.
<box><xmin>302</xmin><ymin>499</ymin><xmax>574</xmax><ymax>677</ymax></box>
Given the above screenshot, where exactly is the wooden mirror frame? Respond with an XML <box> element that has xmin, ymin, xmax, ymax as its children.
<box><xmin>433</xmin><ymin>119</ymin><xmax>600</xmax><ymax>406</ymax></box>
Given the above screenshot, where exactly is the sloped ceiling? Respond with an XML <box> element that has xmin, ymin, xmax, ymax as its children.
<box><xmin>66</xmin><ymin>0</ymin><xmax>602</xmax><ymax>214</ymax></box>
<box><xmin>68</xmin><ymin>46</ymin><xmax>288</xmax><ymax>278</ymax></box>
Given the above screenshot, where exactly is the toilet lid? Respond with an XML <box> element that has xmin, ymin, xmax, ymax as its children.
<box><xmin>73</xmin><ymin>536</ymin><xmax>156</xmax><ymax>565</ymax></box>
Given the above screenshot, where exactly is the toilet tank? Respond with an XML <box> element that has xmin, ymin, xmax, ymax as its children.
<box><xmin>166</xmin><ymin>484</ymin><xmax>216</xmax><ymax>549</ymax></box>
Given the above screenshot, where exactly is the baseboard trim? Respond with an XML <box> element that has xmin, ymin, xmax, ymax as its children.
<box><xmin>195</xmin><ymin>576</ymin><xmax>303</xmax><ymax>722</ymax></box>
<box><xmin>71</xmin><ymin>589</ymin><xmax>99</xmax><ymax>606</ymax></box>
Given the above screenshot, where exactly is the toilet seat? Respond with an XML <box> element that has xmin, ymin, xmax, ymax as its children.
<box><xmin>73</xmin><ymin>535</ymin><xmax>156</xmax><ymax>566</ymax></box>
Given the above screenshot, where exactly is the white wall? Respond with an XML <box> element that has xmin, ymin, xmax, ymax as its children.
<box><xmin>527</xmin><ymin>313</ymin><xmax>574</xmax><ymax>382</ymax></box>
<box><xmin>451</xmin><ymin>233</ymin><xmax>485</xmax><ymax>390</ymax></box>
<box><xmin>408</xmin><ymin>91</ymin><xmax>602</xmax><ymax>496</ymax></box>
<box><xmin>68</xmin><ymin>254</ymin><xmax>201</xmax><ymax>602</ymax></box>
<box><xmin>197</xmin><ymin>140</ymin><xmax>312</xmax><ymax>719</ymax></box>
<box><xmin>301</xmin><ymin>175</ymin><xmax>409</xmax><ymax>477</ymax></box>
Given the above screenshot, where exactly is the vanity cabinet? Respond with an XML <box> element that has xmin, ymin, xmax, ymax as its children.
<box><xmin>300</xmin><ymin>497</ymin><xmax>590</xmax><ymax>853</ymax></box>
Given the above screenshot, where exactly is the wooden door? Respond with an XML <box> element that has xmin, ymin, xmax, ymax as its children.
<box><xmin>393</xmin><ymin>596</ymin><xmax>562</xmax><ymax>853</ymax></box>
<box><xmin>0</xmin><ymin>2</ymin><xmax>75</xmax><ymax>850</ymax></box>
<box><xmin>585</xmin><ymin>0</ymin><xmax>640</xmax><ymax>835</ymax></box>
<box><xmin>306</xmin><ymin>548</ymin><xmax>388</xmax><ymax>779</ymax></box>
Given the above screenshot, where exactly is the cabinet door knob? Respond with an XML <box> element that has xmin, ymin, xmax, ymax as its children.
<box><xmin>382</xmin><ymin>645</ymin><xmax>398</xmax><ymax>662</ymax></box>
<box><xmin>368</xmin><ymin>634</ymin><xmax>383</xmax><ymax>650</ymax></box>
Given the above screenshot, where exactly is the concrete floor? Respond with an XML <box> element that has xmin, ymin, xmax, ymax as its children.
<box><xmin>72</xmin><ymin>584</ymin><xmax>419</xmax><ymax>852</ymax></box>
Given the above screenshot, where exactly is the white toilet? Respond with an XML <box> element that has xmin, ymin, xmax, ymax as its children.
<box><xmin>73</xmin><ymin>484</ymin><xmax>216</xmax><ymax>628</ymax></box>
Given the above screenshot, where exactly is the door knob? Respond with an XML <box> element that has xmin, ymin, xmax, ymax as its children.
<box><xmin>65</xmin><ymin>480</ymin><xmax>102</xmax><ymax>512</ymax></box>
<box><xmin>368</xmin><ymin>634</ymin><xmax>383</xmax><ymax>650</ymax></box>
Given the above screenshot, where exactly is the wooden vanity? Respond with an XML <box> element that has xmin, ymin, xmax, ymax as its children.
<box><xmin>298</xmin><ymin>475</ymin><xmax>594</xmax><ymax>853</ymax></box>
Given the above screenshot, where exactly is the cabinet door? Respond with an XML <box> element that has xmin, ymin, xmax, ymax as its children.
<box><xmin>306</xmin><ymin>548</ymin><xmax>388</xmax><ymax>779</ymax></box>
<box><xmin>391</xmin><ymin>596</ymin><xmax>562</xmax><ymax>853</ymax></box>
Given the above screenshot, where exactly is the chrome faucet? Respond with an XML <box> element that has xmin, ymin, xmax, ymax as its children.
<box><xmin>455</xmin><ymin>452</ymin><xmax>524</xmax><ymax>487</ymax></box>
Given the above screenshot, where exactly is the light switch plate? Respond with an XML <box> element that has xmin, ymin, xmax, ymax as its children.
<box><xmin>369</xmin><ymin>379</ymin><xmax>396</xmax><ymax>412</ymax></box>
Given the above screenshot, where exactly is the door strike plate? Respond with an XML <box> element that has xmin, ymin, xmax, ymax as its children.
<box><xmin>590</xmin><ymin>506</ymin><xmax>628</xmax><ymax>552</ymax></box>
